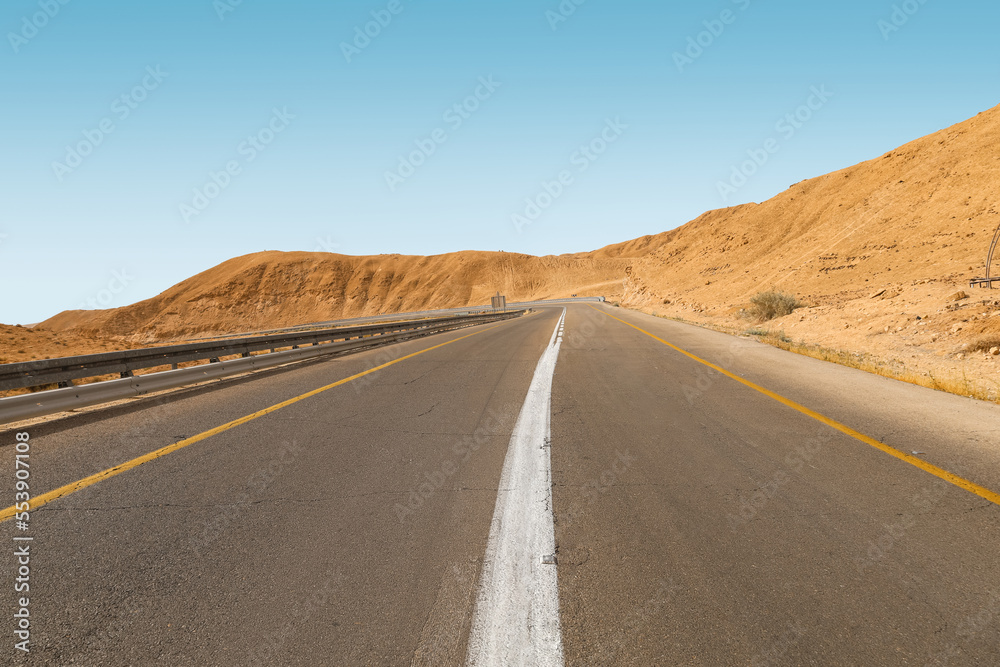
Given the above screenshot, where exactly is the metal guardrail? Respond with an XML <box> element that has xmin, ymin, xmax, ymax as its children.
<box><xmin>180</xmin><ymin>307</ymin><xmax>497</xmax><ymax>342</ymax></box>
<box><xmin>0</xmin><ymin>311</ymin><xmax>524</xmax><ymax>424</ymax></box>
<box><xmin>0</xmin><ymin>312</ymin><xmax>521</xmax><ymax>392</ymax></box>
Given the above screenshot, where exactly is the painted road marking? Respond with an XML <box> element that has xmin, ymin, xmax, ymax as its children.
<box><xmin>595</xmin><ymin>306</ymin><xmax>1000</xmax><ymax>507</ymax></box>
<box><xmin>466</xmin><ymin>308</ymin><xmax>565</xmax><ymax>667</ymax></box>
<box><xmin>0</xmin><ymin>323</ymin><xmax>507</xmax><ymax>524</ymax></box>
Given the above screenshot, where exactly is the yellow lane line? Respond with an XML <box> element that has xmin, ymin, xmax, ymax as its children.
<box><xmin>1</xmin><ymin>324</ymin><xmax>504</xmax><ymax>523</ymax></box>
<box><xmin>593</xmin><ymin>306</ymin><xmax>1000</xmax><ymax>507</ymax></box>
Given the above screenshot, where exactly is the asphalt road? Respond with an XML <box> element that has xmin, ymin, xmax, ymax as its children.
<box><xmin>3</xmin><ymin>304</ymin><xmax>999</xmax><ymax>665</ymax></box>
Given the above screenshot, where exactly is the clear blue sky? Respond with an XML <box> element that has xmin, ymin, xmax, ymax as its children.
<box><xmin>1</xmin><ymin>0</ymin><xmax>997</xmax><ymax>324</ymax></box>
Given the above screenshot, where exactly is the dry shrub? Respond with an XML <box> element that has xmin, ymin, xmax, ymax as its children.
<box><xmin>748</xmin><ymin>290</ymin><xmax>804</xmax><ymax>321</ymax></box>
<box><xmin>969</xmin><ymin>334</ymin><xmax>1000</xmax><ymax>353</ymax></box>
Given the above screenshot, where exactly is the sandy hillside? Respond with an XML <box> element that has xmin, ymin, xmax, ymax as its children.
<box><xmin>593</xmin><ymin>103</ymin><xmax>1000</xmax><ymax>399</ymax></box>
<box><xmin>38</xmin><ymin>251</ymin><xmax>627</xmax><ymax>341</ymax></box>
<box><xmin>12</xmin><ymin>103</ymin><xmax>1000</xmax><ymax>399</ymax></box>
<box><xmin>0</xmin><ymin>324</ymin><xmax>127</xmax><ymax>365</ymax></box>
<box><xmin>598</xmin><ymin>104</ymin><xmax>1000</xmax><ymax>308</ymax></box>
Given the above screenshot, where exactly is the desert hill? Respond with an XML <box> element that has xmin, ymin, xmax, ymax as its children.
<box><xmin>598</xmin><ymin>104</ymin><xmax>1000</xmax><ymax>311</ymax></box>
<box><xmin>13</xmin><ymin>103</ymin><xmax>1000</xmax><ymax>399</ymax></box>
<box><xmin>39</xmin><ymin>251</ymin><xmax>628</xmax><ymax>341</ymax></box>
<box><xmin>40</xmin><ymin>104</ymin><xmax>1000</xmax><ymax>342</ymax></box>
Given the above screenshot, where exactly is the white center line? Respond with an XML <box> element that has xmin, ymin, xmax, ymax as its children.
<box><xmin>466</xmin><ymin>308</ymin><xmax>566</xmax><ymax>667</ymax></box>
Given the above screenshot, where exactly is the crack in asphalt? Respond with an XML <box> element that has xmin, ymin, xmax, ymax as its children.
<box><xmin>403</xmin><ymin>368</ymin><xmax>437</xmax><ymax>386</ymax></box>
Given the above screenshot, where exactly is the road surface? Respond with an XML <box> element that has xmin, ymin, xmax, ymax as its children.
<box><xmin>2</xmin><ymin>304</ymin><xmax>999</xmax><ymax>665</ymax></box>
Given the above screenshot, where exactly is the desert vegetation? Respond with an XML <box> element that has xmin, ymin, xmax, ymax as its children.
<box><xmin>746</xmin><ymin>290</ymin><xmax>804</xmax><ymax>322</ymax></box>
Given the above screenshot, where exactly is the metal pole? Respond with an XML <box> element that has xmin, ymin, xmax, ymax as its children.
<box><xmin>986</xmin><ymin>219</ymin><xmax>1000</xmax><ymax>288</ymax></box>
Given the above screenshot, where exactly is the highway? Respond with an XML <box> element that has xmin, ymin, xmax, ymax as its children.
<box><xmin>3</xmin><ymin>304</ymin><xmax>1000</xmax><ymax>665</ymax></box>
